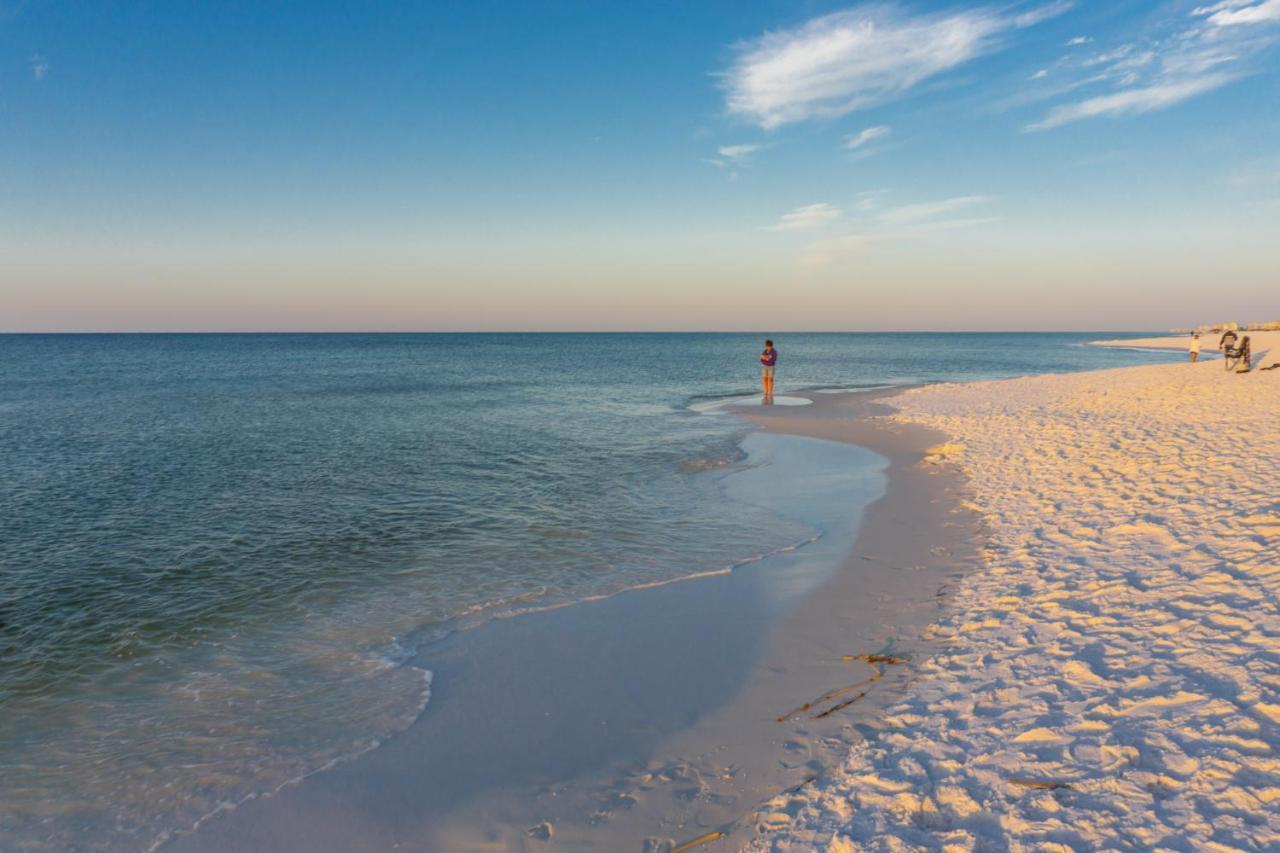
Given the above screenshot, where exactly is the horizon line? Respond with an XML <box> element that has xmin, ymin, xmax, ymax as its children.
<box><xmin>0</xmin><ymin>328</ymin><xmax>1173</xmax><ymax>336</ymax></box>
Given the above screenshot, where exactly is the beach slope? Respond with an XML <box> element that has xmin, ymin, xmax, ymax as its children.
<box><xmin>751</xmin><ymin>333</ymin><xmax>1280</xmax><ymax>850</ymax></box>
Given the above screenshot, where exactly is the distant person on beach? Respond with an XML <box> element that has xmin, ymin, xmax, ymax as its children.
<box><xmin>760</xmin><ymin>339</ymin><xmax>777</xmax><ymax>398</ymax></box>
<box><xmin>1189</xmin><ymin>333</ymin><xmax>1200</xmax><ymax>363</ymax></box>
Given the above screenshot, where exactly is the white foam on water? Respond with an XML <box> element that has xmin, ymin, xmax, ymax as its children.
<box><xmin>148</xmin><ymin>660</ymin><xmax>435</xmax><ymax>853</ymax></box>
<box><xmin>693</xmin><ymin>394</ymin><xmax>814</xmax><ymax>411</ymax></box>
<box><xmin>739</xmin><ymin>394</ymin><xmax>812</xmax><ymax>406</ymax></box>
<box><xmin>813</xmin><ymin>384</ymin><xmax>898</xmax><ymax>394</ymax></box>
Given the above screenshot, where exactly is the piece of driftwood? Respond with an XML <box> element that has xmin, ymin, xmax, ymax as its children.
<box><xmin>669</xmin><ymin>829</ymin><xmax>725</xmax><ymax>852</ymax></box>
<box><xmin>776</xmin><ymin>654</ymin><xmax>909</xmax><ymax>722</ymax></box>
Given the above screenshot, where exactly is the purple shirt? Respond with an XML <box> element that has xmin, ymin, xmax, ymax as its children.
<box><xmin>761</xmin><ymin>348</ymin><xmax>777</xmax><ymax>367</ymax></box>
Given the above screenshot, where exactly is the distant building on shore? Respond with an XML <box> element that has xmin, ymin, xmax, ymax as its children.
<box><xmin>1176</xmin><ymin>320</ymin><xmax>1280</xmax><ymax>334</ymax></box>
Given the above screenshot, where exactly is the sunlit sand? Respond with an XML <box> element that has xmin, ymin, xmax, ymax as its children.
<box><xmin>750</xmin><ymin>332</ymin><xmax>1280</xmax><ymax>849</ymax></box>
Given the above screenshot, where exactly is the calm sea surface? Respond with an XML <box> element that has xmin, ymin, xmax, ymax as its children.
<box><xmin>0</xmin><ymin>332</ymin><xmax>1181</xmax><ymax>849</ymax></box>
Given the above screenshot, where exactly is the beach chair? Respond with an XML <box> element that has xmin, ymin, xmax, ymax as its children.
<box><xmin>1224</xmin><ymin>338</ymin><xmax>1252</xmax><ymax>372</ymax></box>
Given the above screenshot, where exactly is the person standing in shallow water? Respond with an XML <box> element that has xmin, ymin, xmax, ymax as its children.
<box><xmin>1189</xmin><ymin>333</ymin><xmax>1200</xmax><ymax>363</ymax></box>
<box><xmin>760</xmin><ymin>339</ymin><xmax>777</xmax><ymax>400</ymax></box>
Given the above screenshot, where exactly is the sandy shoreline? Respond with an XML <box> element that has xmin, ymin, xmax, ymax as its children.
<box><xmin>161</xmin><ymin>392</ymin><xmax>975</xmax><ymax>851</ymax></box>
<box><xmin>753</xmin><ymin>332</ymin><xmax>1280</xmax><ymax>850</ymax></box>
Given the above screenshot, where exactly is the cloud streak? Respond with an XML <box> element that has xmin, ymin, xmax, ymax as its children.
<box><xmin>802</xmin><ymin>214</ymin><xmax>998</xmax><ymax>268</ymax></box>
<box><xmin>1195</xmin><ymin>0</ymin><xmax>1280</xmax><ymax>26</ymax></box>
<box><xmin>878</xmin><ymin>194</ymin><xmax>991</xmax><ymax>224</ymax></box>
<box><xmin>723</xmin><ymin>2</ymin><xmax>1069</xmax><ymax>128</ymax></box>
<box><xmin>844</xmin><ymin>125</ymin><xmax>891</xmax><ymax>150</ymax></box>
<box><xmin>1024</xmin><ymin>2</ymin><xmax>1280</xmax><ymax>130</ymax></box>
<box><xmin>1026</xmin><ymin>74</ymin><xmax>1234</xmax><ymax>130</ymax></box>
<box><xmin>718</xmin><ymin>144</ymin><xmax>759</xmax><ymax>162</ymax></box>
<box><xmin>765</xmin><ymin>202</ymin><xmax>842</xmax><ymax>231</ymax></box>
<box><xmin>797</xmin><ymin>194</ymin><xmax>997</xmax><ymax>268</ymax></box>
<box><xmin>705</xmin><ymin>143</ymin><xmax>762</xmax><ymax>170</ymax></box>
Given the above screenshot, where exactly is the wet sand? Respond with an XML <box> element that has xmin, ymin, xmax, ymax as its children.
<box><xmin>163</xmin><ymin>389</ymin><xmax>982</xmax><ymax>852</ymax></box>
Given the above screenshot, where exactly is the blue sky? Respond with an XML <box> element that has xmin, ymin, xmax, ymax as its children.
<box><xmin>2</xmin><ymin>1</ymin><xmax>1278</xmax><ymax>331</ymax></box>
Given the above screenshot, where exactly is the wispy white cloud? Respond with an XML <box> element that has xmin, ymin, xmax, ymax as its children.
<box><xmin>31</xmin><ymin>52</ymin><xmax>48</xmax><ymax>81</ymax></box>
<box><xmin>718</xmin><ymin>143</ymin><xmax>760</xmax><ymax>162</ymax></box>
<box><xmin>705</xmin><ymin>143</ymin><xmax>762</xmax><ymax>171</ymax></box>
<box><xmin>797</xmin><ymin>194</ymin><xmax>996</xmax><ymax>268</ymax></box>
<box><xmin>1027</xmin><ymin>72</ymin><xmax>1233</xmax><ymax>130</ymax></box>
<box><xmin>802</xmin><ymin>213</ymin><xmax>997</xmax><ymax>268</ymax></box>
<box><xmin>1194</xmin><ymin>0</ymin><xmax>1257</xmax><ymax>13</ymax></box>
<box><xmin>1030</xmin><ymin>68</ymin><xmax>1050</xmax><ymax>79</ymax></box>
<box><xmin>1195</xmin><ymin>0</ymin><xmax>1280</xmax><ymax>26</ymax></box>
<box><xmin>1066</xmin><ymin>35</ymin><xmax>1091</xmax><ymax>46</ymax></box>
<box><xmin>765</xmin><ymin>202</ymin><xmax>842</xmax><ymax>231</ymax></box>
<box><xmin>801</xmin><ymin>231</ymin><xmax>894</xmax><ymax>268</ymax></box>
<box><xmin>722</xmin><ymin>2</ymin><xmax>1070</xmax><ymax>128</ymax></box>
<box><xmin>844</xmin><ymin>125</ymin><xmax>891</xmax><ymax>150</ymax></box>
<box><xmin>878</xmin><ymin>194</ymin><xmax>991</xmax><ymax>224</ymax></box>
<box><xmin>1024</xmin><ymin>2</ymin><xmax>1280</xmax><ymax>131</ymax></box>
<box><xmin>1076</xmin><ymin>45</ymin><xmax>1157</xmax><ymax>85</ymax></box>
<box><xmin>853</xmin><ymin>188</ymin><xmax>891</xmax><ymax>211</ymax></box>
<box><xmin>1013</xmin><ymin>1</ymin><xmax>1075</xmax><ymax>28</ymax></box>
<box><xmin>1081</xmin><ymin>45</ymin><xmax>1142</xmax><ymax>68</ymax></box>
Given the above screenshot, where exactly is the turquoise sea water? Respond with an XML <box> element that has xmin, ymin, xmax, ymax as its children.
<box><xmin>0</xmin><ymin>332</ymin><xmax>1182</xmax><ymax>849</ymax></box>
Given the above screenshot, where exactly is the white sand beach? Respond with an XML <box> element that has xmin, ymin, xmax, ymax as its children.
<box><xmin>749</xmin><ymin>333</ymin><xmax>1280</xmax><ymax>850</ymax></box>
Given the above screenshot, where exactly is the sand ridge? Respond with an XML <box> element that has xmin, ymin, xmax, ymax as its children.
<box><xmin>749</xmin><ymin>333</ymin><xmax>1280</xmax><ymax>850</ymax></box>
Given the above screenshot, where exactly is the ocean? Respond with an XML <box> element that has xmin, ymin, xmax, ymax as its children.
<box><xmin>0</xmin><ymin>332</ymin><xmax>1182</xmax><ymax>850</ymax></box>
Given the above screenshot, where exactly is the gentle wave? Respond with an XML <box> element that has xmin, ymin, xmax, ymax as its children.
<box><xmin>147</xmin><ymin>662</ymin><xmax>434</xmax><ymax>853</ymax></box>
<box><xmin>149</xmin><ymin>512</ymin><xmax>827</xmax><ymax>853</ymax></box>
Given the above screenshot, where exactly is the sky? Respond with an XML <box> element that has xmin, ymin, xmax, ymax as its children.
<box><xmin>2</xmin><ymin>0</ymin><xmax>1278</xmax><ymax>332</ymax></box>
